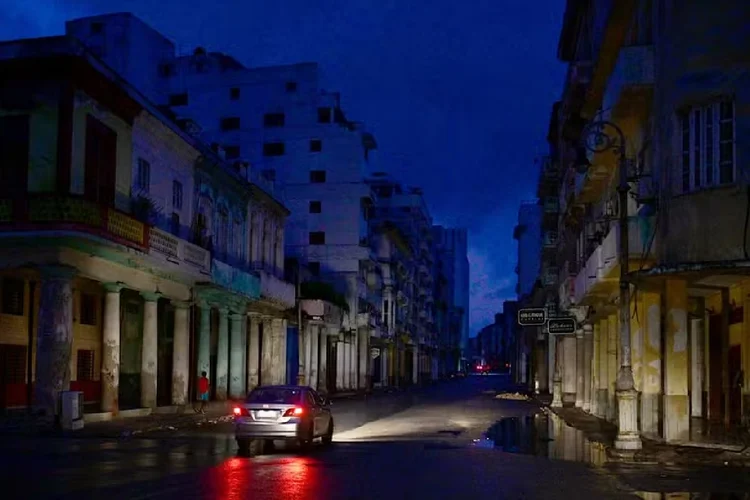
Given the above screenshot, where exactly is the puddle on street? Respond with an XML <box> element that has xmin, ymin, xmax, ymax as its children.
<box><xmin>471</xmin><ymin>412</ymin><xmax>609</xmax><ymax>466</ymax></box>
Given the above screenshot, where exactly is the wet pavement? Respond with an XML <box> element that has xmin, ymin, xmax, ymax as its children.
<box><xmin>1</xmin><ymin>376</ymin><xmax>749</xmax><ymax>499</ymax></box>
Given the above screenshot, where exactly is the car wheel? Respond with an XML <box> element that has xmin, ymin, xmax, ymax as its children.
<box><xmin>237</xmin><ymin>438</ymin><xmax>250</xmax><ymax>456</ymax></box>
<box><xmin>248</xmin><ymin>439</ymin><xmax>264</xmax><ymax>457</ymax></box>
<box><xmin>322</xmin><ymin>419</ymin><xmax>334</xmax><ymax>446</ymax></box>
<box><xmin>298</xmin><ymin>424</ymin><xmax>314</xmax><ymax>451</ymax></box>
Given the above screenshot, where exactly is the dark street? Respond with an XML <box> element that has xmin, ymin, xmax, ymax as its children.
<box><xmin>2</xmin><ymin>376</ymin><xmax>748</xmax><ymax>499</ymax></box>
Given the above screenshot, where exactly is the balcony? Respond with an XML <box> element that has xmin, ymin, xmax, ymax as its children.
<box><xmin>301</xmin><ymin>299</ymin><xmax>343</xmax><ymax>326</ymax></box>
<box><xmin>211</xmin><ymin>258</ymin><xmax>261</xmax><ymax>300</ymax></box>
<box><xmin>573</xmin><ymin>216</ymin><xmax>656</xmax><ymax>305</ymax></box>
<box><xmin>602</xmin><ymin>45</ymin><xmax>654</xmax><ymax>118</ymax></box>
<box><xmin>0</xmin><ymin>195</ymin><xmax>149</xmax><ymax>251</ymax></box>
<box><xmin>150</xmin><ymin>227</ymin><xmax>210</xmax><ymax>275</ymax></box>
<box><xmin>258</xmin><ymin>269</ymin><xmax>296</xmax><ymax>309</ymax></box>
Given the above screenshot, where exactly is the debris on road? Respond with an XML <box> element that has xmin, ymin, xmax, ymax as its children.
<box><xmin>494</xmin><ymin>392</ymin><xmax>529</xmax><ymax>401</ymax></box>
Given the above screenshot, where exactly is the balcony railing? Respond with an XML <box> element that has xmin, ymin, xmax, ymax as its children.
<box><xmin>150</xmin><ymin>227</ymin><xmax>210</xmax><ymax>275</ymax></box>
<box><xmin>573</xmin><ymin>216</ymin><xmax>656</xmax><ymax>304</ymax></box>
<box><xmin>0</xmin><ymin>195</ymin><xmax>149</xmax><ymax>251</ymax></box>
<box><xmin>211</xmin><ymin>258</ymin><xmax>261</xmax><ymax>300</ymax></box>
<box><xmin>258</xmin><ymin>269</ymin><xmax>296</xmax><ymax>309</ymax></box>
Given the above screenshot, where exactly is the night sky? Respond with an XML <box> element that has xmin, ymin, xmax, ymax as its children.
<box><xmin>3</xmin><ymin>0</ymin><xmax>566</xmax><ymax>335</ymax></box>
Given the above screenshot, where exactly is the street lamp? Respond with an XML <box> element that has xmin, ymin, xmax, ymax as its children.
<box><xmin>581</xmin><ymin>119</ymin><xmax>642</xmax><ymax>451</ymax></box>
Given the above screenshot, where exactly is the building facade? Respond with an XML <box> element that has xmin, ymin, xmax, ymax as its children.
<box><xmin>521</xmin><ymin>0</ymin><xmax>750</xmax><ymax>448</ymax></box>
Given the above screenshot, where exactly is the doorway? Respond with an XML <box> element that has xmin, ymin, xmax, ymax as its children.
<box><xmin>708</xmin><ymin>313</ymin><xmax>723</xmax><ymax>422</ymax></box>
<box><xmin>156</xmin><ymin>300</ymin><xmax>174</xmax><ymax>407</ymax></box>
<box><xmin>119</xmin><ymin>292</ymin><xmax>143</xmax><ymax>410</ymax></box>
<box><xmin>326</xmin><ymin>337</ymin><xmax>337</xmax><ymax>393</ymax></box>
<box><xmin>729</xmin><ymin>345</ymin><xmax>742</xmax><ymax>424</ymax></box>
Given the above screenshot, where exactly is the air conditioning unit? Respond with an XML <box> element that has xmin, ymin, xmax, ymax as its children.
<box><xmin>60</xmin><ymin>391</ymin><xmax>84</xmax><ymax>430</ymax></box>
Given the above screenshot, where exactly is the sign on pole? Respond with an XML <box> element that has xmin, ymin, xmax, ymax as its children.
<box><xmin>547</xmin><ymin>317</ymin><xmax>576</xmax><ymax>335</ymax></box>
<box><xmin>517</xmin><ymin>308</ymin><xmax>547</xmax><ymax>326</ymax></box>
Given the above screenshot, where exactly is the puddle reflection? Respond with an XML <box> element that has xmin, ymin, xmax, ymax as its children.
<box><xmin>473</xmin><ymin>412</ymin><xmax>608</xmax><ymax>466</ymax></box>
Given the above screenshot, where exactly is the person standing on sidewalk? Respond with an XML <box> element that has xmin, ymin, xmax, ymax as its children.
<box><xmin>195</xmin><ymin>371</ymin><xmax>210</xmax><ymax>414</ymax></box>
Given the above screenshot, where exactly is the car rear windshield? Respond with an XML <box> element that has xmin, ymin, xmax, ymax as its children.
<box><xmin>246</xmin><ymin>388</ymin><xmax>302</xmax><ymax>404</ymax></box>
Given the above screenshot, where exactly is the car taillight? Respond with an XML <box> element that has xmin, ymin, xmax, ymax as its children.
<box><xmin>283</xmin><ymin>407</ymin><xmax>304</xmax><ymax>417</ymax></box>
<box><xmin>233</xmin><ymin>407</ymin><xmax>249</xmax><ymax>417</ymax></box>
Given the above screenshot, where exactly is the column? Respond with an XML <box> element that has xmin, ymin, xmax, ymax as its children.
<box><xmin>140</xmin><ymin>292</ymin><xmax>159</xmax><ymax>409</ymax></box>
<box><xmin>260</xmin><ymin>317</ymin><xmax>273</xmax><ymax>386</ymax></box>
<box><xmin>101</xmin><ymin>282</ymin><xmax>122</xmax><ymax>414</ymax></box>
<box><xmin>196</xmin><ymin>302</ymin><xmax>211</xmax><ymax>381</ymax></box>
<box><xmin>336</xmin><ymin>339</ymin><xmax>345</xmax><ymax>390</ymax></box>
<box><xmin>268</xmin><ymin>318</ymin><xmax>287</xmax><ymax>385</ymax></box>
<box><xmin>229</xmin><ymin>311</ymin><xmax>246</xmax><ymax>399</ymax></box>
<box><xmin>171</xmin><ymin>301</ymin><xmax>190</xmax><ymax>406</ymax></box>
<box><xmin>583</xmin><ymin>323</ymin><xmax>593</xmax><ymax>412</ymax></box>
<box><xmin>413</xmin><ymin>344</ymin><xmax>419</xmax><ymax>385</ymax></box>
<box><xmin>562</xmin><ymin>336</ymin><xmax>576</xmax><ymax>402</ymax></box>
<box><xmin>246</xmin><ymin>315</ymin><xmax>260</xmax><ymax>390</ymax></box>
<box><xmin>359</xmin><ymin>328</ymin><xmax>369</xmax><ymax>390</ymax></box>
<box><xmin>548</xmin><ymin>331</ymin><xmax>556</xmax><ymax>393</ymax></box>
<box><xmin>34</xmin><ymin>266</ymin><xmax>76</xmax><ymax>417</ymax></box>
<box><xmin>597</xmin><ymin>318</ymin><xmax>609</xmax><ymax>419</ymax></box>
<box><xmin>215</xmin><ymin>307</ymin><xmax>229</xmax><ymax>400</ymax></box>
<box><xmin>310</xmin><ymin>325</ymin><xmax>320</xmax><ymax>390</ymax></box>
<box><xmin>300</xmin><ymin>323</ymin><xmax>310</xmax><ymax>384</ymax></box>
<box><xmin>590</xmin><ymin>323</ymin><xmax>600</xmax><ymax>417</ymax></box>
<box><xmin>607</xmin><ymin>314</ymin><xmax>618</xmax><ymax>421</ymax></box>
<box><xmin>318</xmin><ymin>329</ymin><xmax>328</xmax><ymax>393</ymax></box>
<box><xmin>551</xmin><ymin>335</ymin><xmax>563</xmax><ymax>408</ymax></box>
<box><xmin>664</xmin><ymin>279</ymin><xmax>690</xmax><ymax>442</ymax></box>
<box><xmin>575</xmin><ymin>328</ymin><xmax>585</xmax><ymax>408</ymax></box>
<box><xmin>690</xmin><ymin>317</ymin><xmax>704</xmax><ymax>418</ymax></box>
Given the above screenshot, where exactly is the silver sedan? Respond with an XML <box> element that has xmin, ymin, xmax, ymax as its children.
<box><xmin>233</xmin><ymin>385</ymin><xmax>334</xmax><ymax>456</ymax></box>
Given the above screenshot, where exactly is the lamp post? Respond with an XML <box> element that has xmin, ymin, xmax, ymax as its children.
<box><xmin>581</xmin><ymin>120</ymin><xmax>642</xmax><ymax>450</ymax></box>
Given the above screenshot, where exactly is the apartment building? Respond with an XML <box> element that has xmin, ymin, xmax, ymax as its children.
<box><xmin>525</xmin><ymin>0</ymin><xmax>750</xmax><ymax>449</ymax></box>
<box><xmin>0</xmin><ymin>34</ymin><xmax>292</xmax><ymax>420</ymax></box>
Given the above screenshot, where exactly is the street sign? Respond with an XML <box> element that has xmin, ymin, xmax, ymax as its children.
<box><xmin>517</xmin><ymin>308</ymin><xmax>547</xmax><ymax>326</ymax></box>
<box><xmin>547</xmin><ymin>317</ymin><xmax>576</xmax><ymax>335</ymax></box>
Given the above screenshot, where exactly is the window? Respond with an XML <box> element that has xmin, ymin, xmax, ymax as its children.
<box><xmin>230</xmin><ymin>87</ymin><xmax>240</xmax><ymax>100</ymax></box>
<box><xmin>169</xmin><ymin>93</ymin><xmax>188</xmax><ymax>106</ymax></box>
<box><xmin>0</xmin><ymin>344</ymin><xmax>26</xmax><ymax>384</ymax></box>
<box><xmin>310</xmin><ymin>139</ymin><xmax>322</xmax><ymax>153</ymax></box>
<box><xmin>79</xmin><ymin>293</ymin><xmax>97</xmax><ymax>326</ymax></box>
<box><xmin>680</xmin><ymin>100</ymin><xmax>735</xmax><ymax>193</ymax></box>
<box><xmin>308</xmin><ymin>261</ymin><xmax>320</xmax><ymax>276</ymax></box>
<box><xmin>309</xmin><ymin>232</ymin><xmax>325</xmax><ymax>245</ymax></box>
<box><xmin>170</xmin><ymin>212</ymin><xmax>180</xmax><ymax>236</ymax></box>
<box><xmin>309</xmin><ymin>201</ymin><xmax>322</xmax><ymax>213</ymax></box>
<box><xmin>247</xmin><ymin>387</ymin><xmax>302</xmax><ymax>404</ymax></box>
<box><xmin>310</xmin><ymin>170</ymin><xmax>326</xmax><ymax>183</ymax></box>
<box><xmin>224</xmin><ymin>145</ymin><xmax>240</xmax><ymax>160</ymax></box>
<box><xmin>1</xmin><ymin>278</ymin><xmax>24</xmax><ymax>316</ymax></box>
<box><xmin>172</xmin><ymin>180</ymin><xmax>183</xmax><ymax>209</ymax></box>
<box><xmin>0</xmin><ymin>115</ymin><xmax>30</xmax><ymax>198</ymax></box>
<box><xmin>76</xmin><ymin>350</ymin><xmax>95</xmax><ymax>381</ymax></box>
<box><xmin>90</xmin><ymin>22</ymin><xmax>104</xmax><ymax>34</ymax></box>
<box><xmin>263</xmin><ymin>142</ymin><xmax>285</xmax><ymax>157</ymax></box>
<box><xmin>263</xmin><ymin>113</ymin><xmax>285</xmax><ymax>128</ymax></box>
<box><xmin>317</xmin><ymin>107</ymin><xmax>331</xmax><ymax>123</ymax></box>
<box><xmin>135</xmin><ymin>158</ymin><xmax>150</xmax><ymax>193</ymax></box>
<box><xmin>220</xmin><ymin>117</ymin><xmax>240</xmax><ymax>131</ymax></box>
<box><xmin>286</xmin><ymin>81</ymin><xmax>298</xmax><ymax>92</ymax></box>
<box><xmin>158</xmin><ymin>63</ymin><xmax>175</xmax><ymax>77</ymax></box>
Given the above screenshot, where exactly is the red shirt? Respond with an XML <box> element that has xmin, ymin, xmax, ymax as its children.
<box><xmin>198</xmin><ymin>377</ymin><xmax>209</xmax><ymax>394</ymax></box>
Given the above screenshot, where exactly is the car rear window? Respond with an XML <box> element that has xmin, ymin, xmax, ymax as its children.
<box><xmin>246</xmin><ymin>388</ymin><xmax>303</xmax><ymax>404</ymax></box>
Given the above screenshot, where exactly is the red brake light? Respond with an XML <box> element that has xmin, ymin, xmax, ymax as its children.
<box><xmin>283</xmin><ymin>407</ymin><xmax>304</xmax><ymax>417</ymax></box>
<box><xmin>233</xmin><ymin>407</ymin><xmax>249</xmax><ymax>416</ymax></box>
<box><xmin>233</xmin><ymin>407</ymin><xmax>241</xmax><ymax>415</ymax></box>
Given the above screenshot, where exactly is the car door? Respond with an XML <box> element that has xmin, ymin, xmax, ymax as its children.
<box><xmin>311</xmin><ymin>389</ymin><xmax>331</xmax><ymax>435</ymax></box>
<box><xmin>305</xmin><ymin>390</ymin><xmax>323</xmax><ymax>436</ymax></box>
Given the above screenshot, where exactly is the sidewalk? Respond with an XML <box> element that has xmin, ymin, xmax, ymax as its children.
<box><xmin>542</xmin><ymin>401</ymin><xmax>750</xmax><ymax>467</ymax></box>
<box><xmin>0</xmin><ymin>384</ymin><xmax>417</xmax><ymax>439</ymax></box>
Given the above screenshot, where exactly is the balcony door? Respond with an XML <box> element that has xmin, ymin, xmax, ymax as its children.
<box><xmin>0</xmin><ymin>115</ymin><xmax>29</xmax><ymax>199</ymax></box>
<box><xmin>84</xmin><ymin>115</ymin><xmax>117</xmax><ymax>206</ymax></box>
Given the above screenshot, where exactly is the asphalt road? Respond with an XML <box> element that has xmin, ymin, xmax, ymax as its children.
<box><xmin>2</xmin><ymin>376</ymin><xmax>749</xmax><ymax>499</ymax></box>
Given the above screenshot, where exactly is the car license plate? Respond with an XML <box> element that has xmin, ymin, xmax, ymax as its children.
<box><xmin>257</xmin><ymin>410</ymin><xmax>276</xmax><ymax>419</ymax></box>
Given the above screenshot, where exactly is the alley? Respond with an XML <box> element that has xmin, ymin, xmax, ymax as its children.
<box><xmin>5</xmin><ymin>376</ymin><xmax>747</xmax><ymax>499</ymax></box>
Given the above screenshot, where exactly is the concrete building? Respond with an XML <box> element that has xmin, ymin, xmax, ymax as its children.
<box><xmin>525</xmin><ymin>0</ymin><xmax>750</xmax><ymax>449</ymax></box>
<box><xmin>433</xmin><ymin>226</ymin><xmax>465</xmax><ymax>376</ymax></box>
<box><xmin>514</xmin><ymin>201</ymin><xmax>542</xmax><ymax>299</ymax></box>
<box><xmin>0</xmin><ymin>34</ymin><xmax>291</xmax><ymax>420</ymax></box>
<box><xmin>65</xmin><ymin>12</ymin><xmax>379</xmax><ymax>394</ymax></box>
